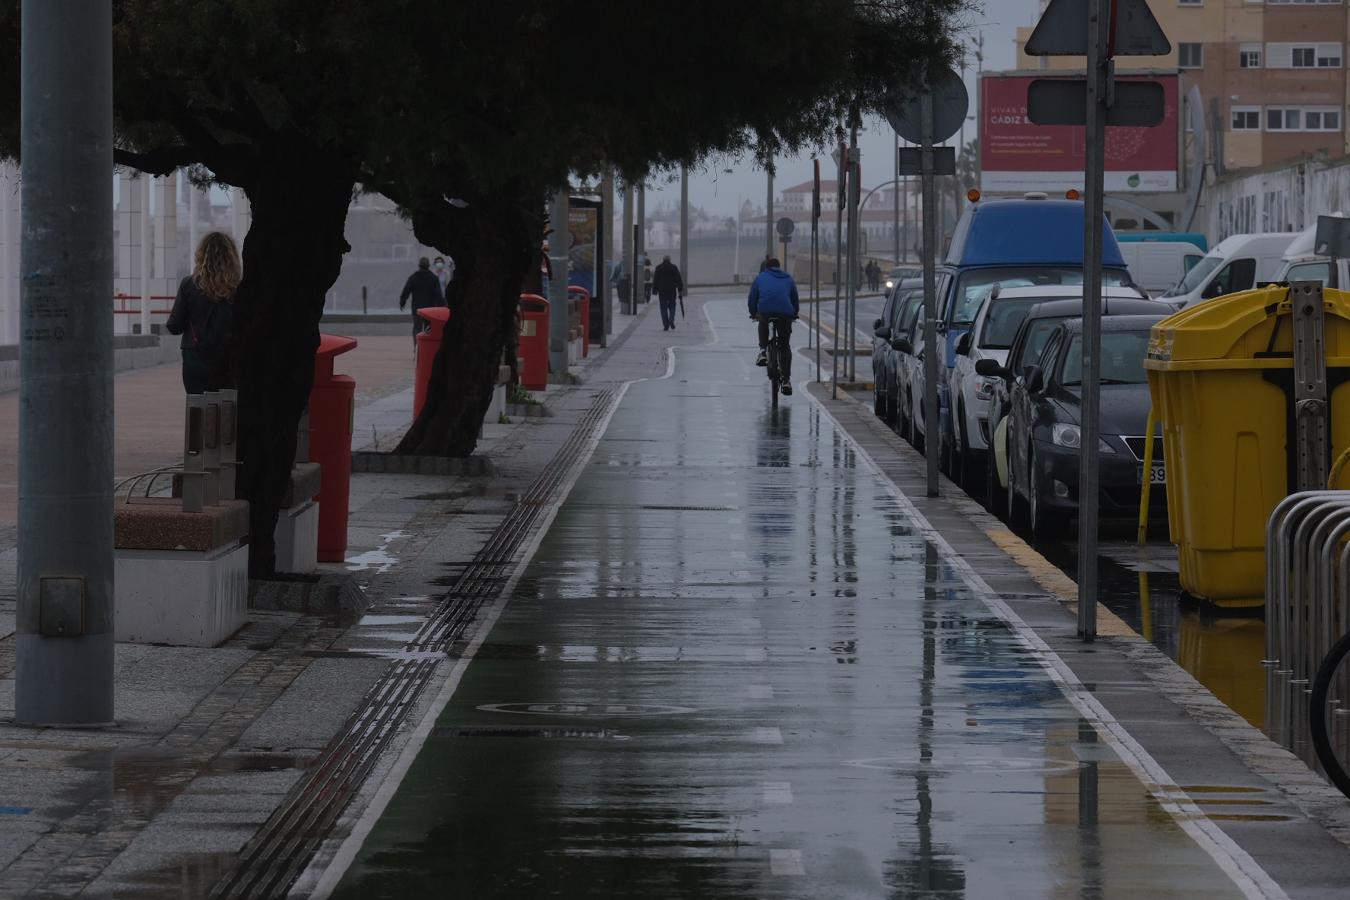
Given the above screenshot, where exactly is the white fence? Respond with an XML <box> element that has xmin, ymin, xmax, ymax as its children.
<box><xmin>1207</xmin><ymin>155</ymin><xmax>1350</xmax><ymax>242</ymax></box>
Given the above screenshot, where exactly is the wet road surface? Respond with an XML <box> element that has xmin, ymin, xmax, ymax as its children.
<box><xmin>331</xmin><ymin>298</ymin><xmax>1252</xmax><ymax>898</ymax></box>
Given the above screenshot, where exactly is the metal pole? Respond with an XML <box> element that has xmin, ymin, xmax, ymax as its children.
<box><xmin>765</xmin><ymin>164</ymin><xmax>774</xmax><ymax>263</ymax></box>
<box><xmin>847</xmin><ymin>115</ymin><xmax>860</xmax><ymax>383</ymax></box>
<box><xmin>813</xmin><ymin>159</ymin><xmax>821</xmax><ymax>372</ymax></box>
<box><xmin>17</xmin><ymin>0</ymin><xmax>115</xmax><ymax>726</ymax></box>
<box><xmin>679</xmin><ymin>164</ymin><xmax>690</xmax><ymax>286</ymax></box>
<box><xmin>139</xmin><ymin>177</ymin><xmax>150</xmax><ymax>335</ymax></box>
<box><xmin>637</xmin><ymin>181</ymin><xmax>646</xmax><ymax>302</ymax></box>
<box><xmin>621</xmin><ymin>182</ymin><xmax>634</xmax><ymax>314</ymax></box>
<box><xmin>832</xmin><ymin>134</ymin><xmax>846</xmax><ymax>399</ymax></box>
<box><xmin>547</xmin><ymin>190</ymin><xmax>570</xmax><ymax>375</ymax></box>
<box><xmin>1077</xmin><ymin>0</ymin><xmax>1110</xmax><ymax>641</ymax></box>
<box><xmin>187</xmin><ymin>175</ymin><xmax>199</xmax><ymax>261</ymax></box>
<box><xmin>600</xmin><ymin>169</ymin><xmax>615</xmax><ymax>341</ymax></box>
<box><xmin>733</xmin><ymin>194</ymin><xmax>742</xmax><ymax>282</ymax></box>
<box><xmin>921</xmin><ymin>81</ymin><xmax>941</xmax><ymax>498</ymax></box>
<box><xmin>893</xmin><ymin>133</ymin><xmax>901</xmax><ymax>264</ymax></box>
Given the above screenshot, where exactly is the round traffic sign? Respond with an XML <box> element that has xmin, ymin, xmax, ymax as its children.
<box><xmin>885</xmin><ymin>66</ymin><xmax>969</xmax><ymax>145</ymax></box>
<box><xmin>776</xmin><ymin>217</ymin><xmax>795</xmax><ymax>238</ymax></box>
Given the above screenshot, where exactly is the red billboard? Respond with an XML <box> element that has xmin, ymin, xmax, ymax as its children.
<box><xmin>980</xmin><ymin>73</ymin><xmax>1178</xmax><ymax>194</ymax></box>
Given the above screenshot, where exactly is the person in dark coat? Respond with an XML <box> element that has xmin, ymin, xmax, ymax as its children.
<box><xmin>166</xmin><ymin>231</ymin><xmax>240</xmax><ymax>394</ymax></box>
<box><xmin>651</xmin><ymin>255</ymin><xmax>685</xmax><ymax>331</ymax></box>
<box><xmin>399</xmin><ymin>257</ymin><xmax>444</xmax><ymax>343</ymax></box>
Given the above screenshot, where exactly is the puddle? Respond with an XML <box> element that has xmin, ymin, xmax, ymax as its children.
<box><xmin>345</xmin><ymin>530</ymin><xmax>407</xmax><ymax>574</ymax></box>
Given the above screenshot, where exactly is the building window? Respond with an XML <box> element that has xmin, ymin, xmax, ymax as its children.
<box><xmin>1293</xmin><ymin>46</ymin><xmax>1316</xmax><ymax>67</ymax></box>
<box><xmin>1231</xmin><ymin>107</ymin><xmax>1260</xmax><ymax>130</ymax></box>
<box><xmin>1266</xmin><ymin>106</ymin><xmax>1342</xmax><ymax>132</ymax></box>
<box><xmin>1305</xmin><ymin>109</ymin><xmax>1341</xmax><ymax>130</ymax></box>
<box><xmin>1178</xmin><ymin>0</ymin><xmax>1201</xmax><ymax>4</ymax></box>
<box><xmin>1318</xmin><ymin>44</ymin><xmax>1343</xmax><ymax>67</ymax></box>
<box><xmin>1239</xmin><ymin>44</ymin><xmax>1261</xmax><ymax>68</ymax></box>
<box><xmin>1267</xmin><ymin>1</ymin><xmax>1342</xmax><ymax>5</ymax></box>
<box><xmin>1178</xmin><ymin>43</ymin><xmax>1203</xmax><ymax>68</ymax></box>
<box><xmin>1267</xmin><ymin>108</ymin><xmax>1300</xmax><ymax>130</ymax></box>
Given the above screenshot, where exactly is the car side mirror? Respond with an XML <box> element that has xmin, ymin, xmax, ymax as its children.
<box><xmin>874</xmin><ymin>325</ymin><xmax>892</xmax><ymax>341</ymax></box>
<box><xmin>873</xmin><ymin>317</ymin><xmax>885</xmax><ymax>330</ymax></box>
<box><xmin>1025</xmin><ymin>365</ymin><xmax>1045</xmax><ymax>395</ymax></box>
<box><xmin>955</xmin><ymin>332</ymin><xmax>972</xmax><ymax>356</ymax></box>
<box><xmin>892</xmin><ymin>337</ymin><xmax>913</xmax><ymax>354</ymax></box>
<box><xmin>974</xmin><ymin>358</ymin><xmax>1006</xmax><ymax>379</ymax></box>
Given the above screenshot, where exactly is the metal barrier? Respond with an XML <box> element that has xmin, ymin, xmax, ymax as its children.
<box><xmin>1264</xmin><ymin>490</ymin><xmax>1350</xmax><ymax>755</ymax></box>
<box><xmin>115</xmin><ymin>390</ymin><xmax>239</xmax><ymax>513</ymax></box>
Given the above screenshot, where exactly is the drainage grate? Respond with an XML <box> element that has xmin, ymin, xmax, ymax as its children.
<box><xmin>212</xmin><ymin>390</ymin><xmax>618</xmax><ymax>899</ymax></box>
<box><xmin>430</xmin><ymin>726</ymin><xmax>613</xmax><ymax>739</ymax></box>
<box><xmin>639</xmin><ymin>504</ymin><xmax>739</xmax><ymax>512</ymax></box>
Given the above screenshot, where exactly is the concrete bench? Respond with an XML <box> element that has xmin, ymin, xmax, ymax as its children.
<box><xmin>114</xmin><ymin>497</ymin><xmax>250</xmax><ymax>647</ymax></box>
<box><xmin>275</xmin><ymin>462</ymin><xmax>321</xmax><ymax>574</ymax></box>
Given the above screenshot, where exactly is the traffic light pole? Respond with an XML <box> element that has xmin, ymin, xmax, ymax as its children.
<box><xmin>920</xmin><ymin>85</ymin><xmax>941</xmax><ymax>499</ymax></box>
<box><xmin>17</xmin><ymin>0</ymin><xmax>116</xmax><ymax>726</ymax></box>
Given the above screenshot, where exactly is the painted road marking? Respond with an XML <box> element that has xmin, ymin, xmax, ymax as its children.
<box><xmin>750</xmin><ymin>727</ymin><xmax>784</xmax><ymax>745</ymax></box>
<box><xmin>770</xmin><ymin>849</ymin><xmax>805</xmax><ymax>876</ymax></box>
<box><xmin>762</xmin><ymin>782</ymin><xmax>794</xmax><ymax>805</ymax></box>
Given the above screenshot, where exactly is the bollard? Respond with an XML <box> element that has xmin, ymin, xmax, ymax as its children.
<box><xmin>310</xmin><ymin>334</ymin><xmax>358</xmax><ymax>563</ymax></box>
<box><xmin>182</xmin><ymin>395</ymin><xmax>206</xmax><ymax>513</ymax></box>
<box><xmin>518</xmin><ymin>294</ymin><xmax>550</xmax><ymax>390</ymax></box>
<box><xmin>568</xmin><ymin>286</ymin><xmax>592</xmax><ymax>358</ymax></box>
<box><xmin>414</xmin><ymin>307</ymin><xmax>452</xmax><ymax>418</ymax></box>
<box><xmin>202</xmin><ymin>392</ymin><xmax>222</xmax><ymax>507</ymax></box>
<box><xmin>218</xmin><ymin>389</ymin><xmax>238</xmax><ymax>501</ymax></box>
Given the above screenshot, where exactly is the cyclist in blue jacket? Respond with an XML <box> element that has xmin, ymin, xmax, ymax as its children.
<box><xmin>747</xmin><ymin>258</ymin><xmax>800</xmax><ymax>393</ymax></box>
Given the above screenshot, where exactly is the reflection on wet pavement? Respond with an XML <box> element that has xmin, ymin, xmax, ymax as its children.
<box><xmin>332</xmin><ymin>300</ymin><xmax>1249</xmax><ymax>898</ymax></box>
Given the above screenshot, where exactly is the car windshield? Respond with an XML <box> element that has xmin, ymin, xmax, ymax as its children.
<box><xmin>980</xmin><ymin>297</ymin><xmax>1056</xmax><ymax>349</ymax></box>
<box><xmin>1164</xmin><ymin>254</ymin><xmax>1222</xmax><ymax>297</ymax></box>
<box><xmin>952</xmin><ymin>267</ymin><xmax>1128</xmax><ymax>328</ymax></box>
<box><xmin>1060</xmin><ymin>331</ymin><xmax>1151</xmax><ymax>386</ymax></box>
<box><xmin>1011</xmin><ymin>317</ymin><xmax>1070</xmax><ymax>373</ymax></box>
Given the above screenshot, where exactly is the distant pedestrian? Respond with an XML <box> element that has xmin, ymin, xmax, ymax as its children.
<box><xmin>166</xmin><ymin>232</ymin><xmax>240</xmax><ymax>395</ymax></box>
<box><xmin>433</xmin><ymin>256</ymin><xmax>453</xmax><ymax>294</ymax></box>
<box><xmin>399</xmin><ymin>257</ymin><xmax>444</xmax><ymax>344</ymax></box>
<box><xmin>652</xmin><ymin>255</ymin><xmax>685</xmax><ymax>331</ymax></box>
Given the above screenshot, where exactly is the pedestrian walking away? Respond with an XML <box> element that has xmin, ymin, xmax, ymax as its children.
<box><xmin>748</xmin><ymin>257</ymin><xmax>800</xmax><ymax>395</ymax></box>
<box><xmin>652</xmin><ymin>255</ymin><xmax>685</xmax><ymax>331</ymax></box>
<box><xmin>400</xmin><ymin>256</ymin><xmax>445</xmax><ymax>344</ymax></box>
<box><xmin>165</xmin><ymin>231</ymin><xmax>240</xmax><ymax>395</ymax></box>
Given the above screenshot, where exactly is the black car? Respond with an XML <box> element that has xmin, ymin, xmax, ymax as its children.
<box><xmin>975</xmin><ymin>295</ymin><xmax>1166</xmax><ymax>513</ymax></box>
<box><xmin>1002</xmin><ymin>315</ymin><xmax>1167</xmax><ymax>537</ymax></box>
<box><xmin>872</xmin><ymin>278</ymin><xmax>923</xmax><ymax>424</ymax></box>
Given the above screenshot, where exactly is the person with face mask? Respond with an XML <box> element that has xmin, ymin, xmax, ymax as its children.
<box><xmin>432</xmin><ymin>256</ymin><xmax>450</xmax><ymax>293</ymax></box>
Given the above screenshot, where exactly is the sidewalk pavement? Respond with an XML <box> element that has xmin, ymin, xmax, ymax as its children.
<box><xmin>0</xmin><ymin>310</ymin><xmax>657</xmax><ymax>896</ymax></box>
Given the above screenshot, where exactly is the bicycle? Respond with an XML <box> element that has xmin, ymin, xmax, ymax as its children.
<box><xmin>757</xmin><ymin>314</ymin><xmax>795</xmax><ymax>406</ymax></box>
<box><xmin>1311</xmin><ymin>630</ymin><xmax>1350</xmax><ymax>797</ymax></box>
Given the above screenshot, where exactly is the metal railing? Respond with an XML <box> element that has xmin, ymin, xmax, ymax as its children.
<box><xmin>115</xmin><ymin>389</ymin><xmax>238</xmax><ymax>511</ymax></box>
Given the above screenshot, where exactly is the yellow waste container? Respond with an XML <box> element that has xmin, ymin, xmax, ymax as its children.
<box><xmin>1145</xmin><ymin>285</ymin><xmax>1350</xmax><ymax>607</ymax></box>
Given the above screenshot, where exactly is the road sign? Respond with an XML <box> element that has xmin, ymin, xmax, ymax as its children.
<box><xmin>776</xmin><ymin>217</ymin><xmax>795</xmax><ymax>238</ymax></box>
<box><xmin>885</xmin><ymin>66</ymin><xmax>968</xmax><ymax>146</ymax></box>
<box><xmin>1026</xmin><ymin>0</ymin><xmax>1171</xmax><ymax>57</ymax></box>
<box><xmin>898</xmin><ymin>147</ymin><xmax>955</xmax><ymax>176</ymax></box>
<box><xmin>1028</xmin><ymin>79</ymin><xmax>1164</xmax><ymax>127</ymax></box>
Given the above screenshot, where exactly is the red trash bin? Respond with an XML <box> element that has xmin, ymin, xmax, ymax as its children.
<box><xmin>310</xmin><ymin>334</ymin><xmax>357</xmax><ymax>563</ymax></box>
<box><xmin>519</xmin><ymin>293</ymin><xmax>550</xmax><ymax>390</ymax></box>
<box><xmin>414</xmin><ymin>307</ymin><xmax>452</xmax><ymax>419</ymax></box>
<box><xmin>568</xmin><ymin>286</ymin><xmax>591</xmax><ymax>358</ymax></box>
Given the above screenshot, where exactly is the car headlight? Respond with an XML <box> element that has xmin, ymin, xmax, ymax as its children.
<box><xmin>1051</xmin><ymin>424</ymin><xmax>1113</xmax><ymax>452</ymax></box>
<box><xmin>974</xmin><ymin>376</ymin><xmax>996</xmax><ymax>400</ymax></box>
<box><xmin>885</xmin><ymin>280</ymin><xmax>894</xmax><ymax>289</ymax></box>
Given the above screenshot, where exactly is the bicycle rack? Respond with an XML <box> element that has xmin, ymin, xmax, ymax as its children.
<box><xmin>1265</xmin><ymin>490</ymin><xmax>1350</xmax><ymax>764</ymax></box>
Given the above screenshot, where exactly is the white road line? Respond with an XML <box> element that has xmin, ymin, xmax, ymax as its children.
<box><xmin>762</xmin><ymin>782</ymin><xmax>794</xmax><ymax>805</ymax></box>
<box><xmin>809</xmin><ymin>393</ymin><xmax>1291</xmax><ymax>900</ymax></box>
<box><xmin>769</xmin><ymin>848</ymin><xmax>805</xmax><ymax>876</ymax></box>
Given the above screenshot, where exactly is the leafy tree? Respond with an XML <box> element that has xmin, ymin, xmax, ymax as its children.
<box><xmin>0</xmin><ymin>0</ymin><xmax>965</xmax><ymax>575</ymax></box>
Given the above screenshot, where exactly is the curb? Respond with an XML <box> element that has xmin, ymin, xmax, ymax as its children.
<box><xmin>249</xmin><ymin>573</ymin><xmax>371</xmax><ymax>621</ymax></box>
<box><xmin>350</xmin><ymin>452</ymin><xmax>495</xmax><ymax>477</ymax></box>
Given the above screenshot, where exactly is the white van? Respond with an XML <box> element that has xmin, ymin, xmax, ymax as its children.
<box><xmin>1271</xmin><ymin>214</ymin><xmax>1349</xmax><ymax>287</ymax></box>
<box><xmin>1161</xmin><ymin>232</ymin><xmax>1297</xmax><ymax>308</ymax></box>
<box><xmin>1118</xmin><ymin>241</ymin><xmax>1205</xmax><ymax>296</ymax></box>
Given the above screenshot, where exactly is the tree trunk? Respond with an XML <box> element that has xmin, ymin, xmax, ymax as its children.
<box><xmin>396</xmin><ymin>190</ymin><xmax>541</xmax><ymax>456</ymax></box>
<box><xmin>233</xmin><ymin>156</ymin><xmax>355</xmax><ymax>577</ymax></box>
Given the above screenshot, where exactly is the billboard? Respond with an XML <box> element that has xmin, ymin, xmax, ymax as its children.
<box><xmin>980</xmin><ymin>72</ymin><xmax>1179</xmax><ymax>194</ymax></box>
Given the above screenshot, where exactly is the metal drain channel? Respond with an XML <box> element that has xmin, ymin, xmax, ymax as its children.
<box><xmin>211</xmin><ymin>389</ymin><xmax>618</xmax><ymax>899</ymax></box>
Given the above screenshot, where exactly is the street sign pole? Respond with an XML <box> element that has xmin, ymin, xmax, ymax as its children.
<box><xmin>921</xmin><ymin>84</ymin><xmax>941</xmax><ymax>498</ymax></box>
<box><xmin>832</xmin><ymin>136</ymin><xmax>846</xmax><ymax>399</ymax></box>
<box><xmin>846</xmin><ymin>114</ymin><xmax>861</xmax><ymax>383</ymax></box>
<box><xmin>1077</xmin><ymin>0</ymin><xmax>1111</xmax><ymax>641</ymax></box>
<box><xmin>17</xmin><ymin>0</ymin><xmax>116</xmax><ymax>726</ymax></box>
<box><xmin>813</xmin><ymin>159</ymin><xmax>821</xmax><ymax>377</ymax></box>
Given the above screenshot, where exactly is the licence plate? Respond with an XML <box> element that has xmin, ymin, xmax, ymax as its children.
<box><xmin>1138</xmin><ymin>464</ymin><xmax>1166</xmax><ymax>485</ymax></box>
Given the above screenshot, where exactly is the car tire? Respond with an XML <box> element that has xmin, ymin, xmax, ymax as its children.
<box><xmin>873</xmin><ymin>383</ymin><xmax>885</xmax><ymax>417</ymax></box>
<box><xmin>1029</xmin><ymin>449</ymin><xmax>1070</xmax><ymax>539</ymax></box>
<box><xmin>912</xmin><ymin>395</ymin><xmax>925</xmax><ymax>454</ymax></box>
<box><xmin>957</xmin><ymin>409</ymin><xmax>983</xmax><ymax>494</ymax></box>
<box><xmin>984</xmin><ymin>435</ymin><xmax>1006</xmax><ymax>516</ymax></box>
<box><xmin>1007</xmin><ymin>442</ymin><xmax>1030</xmax><ymax>529</ymax></box>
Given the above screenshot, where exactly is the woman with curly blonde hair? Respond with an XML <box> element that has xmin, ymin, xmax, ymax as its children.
<box><xmin>167</xmin><ymin>231</ymin><xmax>241</xmax><ymax>393</ymax></box>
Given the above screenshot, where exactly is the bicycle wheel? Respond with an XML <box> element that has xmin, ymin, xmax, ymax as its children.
<box><xmin>1311</xmin><ymin>629</ymin><xmax>1350</xmax><ymax>798</ymax></box>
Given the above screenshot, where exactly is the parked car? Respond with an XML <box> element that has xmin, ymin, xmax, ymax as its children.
<box><xmin>893</xmin><ymin>293</ymin><xmax>933</xmax><ymax>450</ymax></box>
<box><xmin>928</xmin><ymin>196</ymin><xmax>1136</xmax><ymax>474</ymax></box>
<box><xmin>1270</xmin><ymin>213</ymin><xmax>1348</xmax><ymax>287</ymax></box>
<box><xmin>1161</xmin><ymin>232</ymin><xmax>1296</xmax><ymax>309</ymax></box>
<box><xmin>1117</xmin><ymin>240</ymin><xmax>1205</xmax><ymax>296</ymax></box>
<box><xmin>1002</xmin><ymin>315</ymin><xmax>1168</xmax><ymax>537</ymax></box>
<box><xmin>976</xmin><ymin>294</ymin><xmax>1166</xmax><ymax>513</ymax></box>
<box><xmin>947</xmin><ymin>283</ymin><xmax>1150</xmax><ymax>490</ymax></box>
<box><xmin>872</xmin><ymin>278</ymin><xmax>923</xmax><ymax>423</ymax></box>
<box><xmin>884</xmin><ymin>266</ymin><xmax>922</xmax><ymax>297</ymax></box>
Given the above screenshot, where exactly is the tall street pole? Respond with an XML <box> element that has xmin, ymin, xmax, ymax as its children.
<box><xmin>679</xmin><ymin>164</ymin><xmax>690</xmax><ymax>284</ymax></box>
<box><xmin>621</xmin><ymin>182</ymin><xmax>634</xmax><ymax>314</ymax></box>
<box><xmin>832</xmin><ymin>131</ymin><xmax>846</xmax><ymax>399</ymax></box>
<box><xmin>846</xmin><ymin>112</ymin><xmax>860</xmax><ymax>382</ymax></box>
<box><xmin>1077</xmin><ymin>0</ymin><xmax>1110</xmax><ymax>642</ymax></box>
<box><xmin>18</xmin><ymin>0</ymin><xmax>116</xmax><ymax>726</ymax></box>
<box><xmin>765</xmin><ymin>164</ymin><xmax>775</xmax><ymax>264</ymax></box>
<box><xmin>547</xmin><ymin>190</ymin><xmax>571</xmax><ymax>375</ymax></box>
<box><xmin>893</xmin><ymin>132</ymin><xmax>901</xmax><ymax>264</ymax></box>
<box><xmin>637</xmin><ymin>180</ymin><xmax>646</xmax><ymax>280</ymax></box>
<box><xmin>600</xmin><ymin>170</ymin><xmax>614</xmax><ymax>343</ymax></box>
<box><xmin>921</xmin><ymin>78</ymin><xmax>941</xmax><ymax>499</ymax></box>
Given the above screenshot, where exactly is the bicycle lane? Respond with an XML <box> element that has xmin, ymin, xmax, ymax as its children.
<box><xmin>323</xmin><ymin>296</ymin><xmax>1260</xmax><ymax>898</ymax></box>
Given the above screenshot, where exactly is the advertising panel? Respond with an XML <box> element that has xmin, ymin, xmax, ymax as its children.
<box><xmin>980</xmin><ymin>72</ymin><xmax>1179</xmax><ymax>194</ymax></box>
<box><xmin>567</xmin><ymin>205</ymin><xmax>599</xmax><ymax>295</ymax></box>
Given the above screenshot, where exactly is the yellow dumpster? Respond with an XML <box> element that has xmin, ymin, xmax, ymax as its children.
<box><xmin>1145</xmin><ymin>285</ymin><xmax>1350</xmax><ymax>607</ymax></box>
